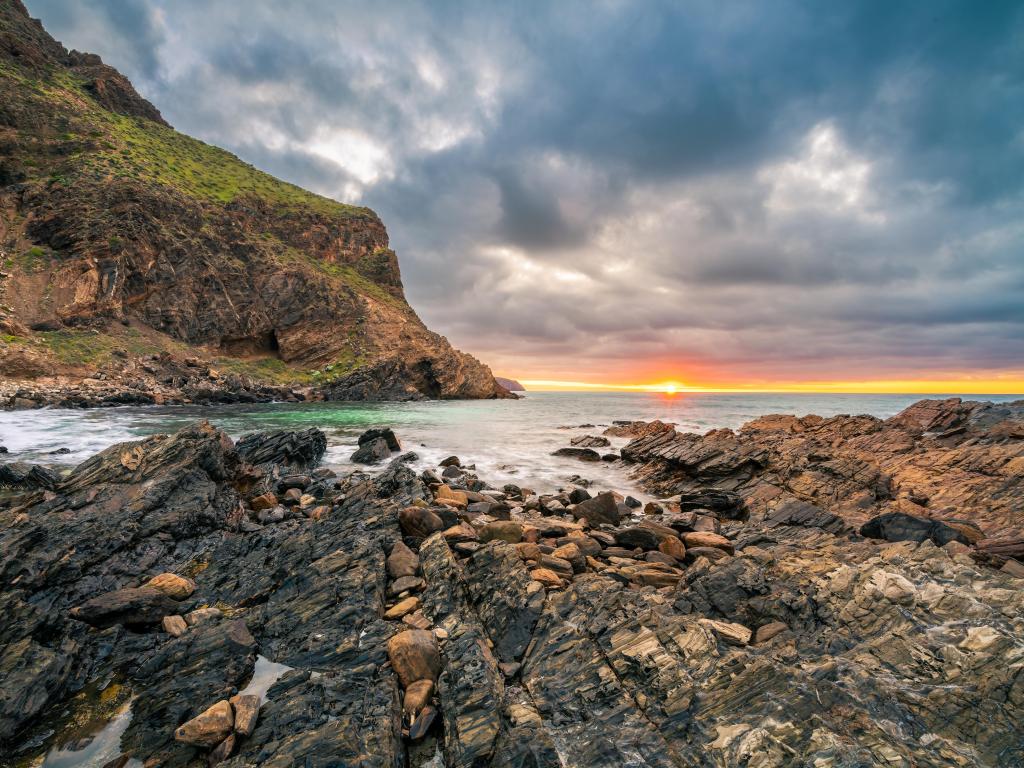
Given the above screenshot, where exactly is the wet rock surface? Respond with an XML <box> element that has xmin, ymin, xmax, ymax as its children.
<box><xmin>0</xmin><ymin>398</ymin><xmax>1022</xmax><ymax>767</ymax></box>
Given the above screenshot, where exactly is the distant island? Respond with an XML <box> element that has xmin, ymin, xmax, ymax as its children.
<box><xmin>494</xmin><ymin>377</ymin><xmax>525</xmax><ymax>392</ymax></box>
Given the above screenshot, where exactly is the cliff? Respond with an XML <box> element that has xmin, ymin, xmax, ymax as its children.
<box><xmin>0</xmin><ymin>2</ymin><xmax>509</xmax><ymax>402</ymax></box>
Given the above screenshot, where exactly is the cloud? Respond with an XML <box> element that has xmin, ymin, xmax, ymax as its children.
<box><xmin>24</xmin><ymin>0</ymin><xmax>1024</xmax><ymax>384</ymax></box>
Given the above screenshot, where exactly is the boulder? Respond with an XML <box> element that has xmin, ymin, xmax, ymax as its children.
<box><xmin>479</xmin><ymin>521</ymin><xmax>524</xmax><ymax>544</ymax></box>
<box><xmin>385</xmin><ymin>596</ymin><xmax>421</xmax><ymax>620</ymax></box>
<box><xmin>571</xmin><ymin>491</ymin><xmax>621</xmax><ymax>526</ymax></box>
<box><xmin>162</xmin><ymin>615</ymin><xmax>188</xmax><ymax>637</ymax></box>
<box><xmin>403</xmin><ymin>679</ymin><xmax>435</xmax><ymax>718</ymax></box>
<box><xmin>614</xmin><ymin>527</ymin><xmax>661</xmax><ymax>550</ymax></box>
<box><xmin>174</xmin><ymin>699</ymin><xmax>234</xmax><ymax>747</ymax></box>
<box><xmin>681</xmin><ymin>531</ymin><xmax>735</xmax><ymax>554</ymax></box>
<box><xmin>860</xmin><ymin>512</ymin><xmax>972</xmax><ymax>547</ymax></box>
<box><xmin>236</xmin><ymin>427</ymin><xmax>326</xmax><ymax>469</ymax></box>
<box><xmin>350</xmin><ymin>437</ymin><xmax>391</xmax><ymax>464</ymax></box>
<box><xmin>146</xmin><ymin>573</ymin><xmax>196</xmax><ymax>600</ymax></box>
<box><xmin>552</xmin><ymin>447</ymin><xmax>602</xmax><ymax>462</ymax></box>
<box><xmin>570</xmin><ymin>435</ymin><xmax>611</xmax><ymax>448</ymax></box>
<box><xmin>70</xmin><ymin>586</ymin><xmax>179</xmax><ymax>628</ymax></box>
<box><xmin>399</xmin><ymin>507</ymin><xmax>444</xmax><ymax>539</ymax></box>
<box><xmin>358</xmin><ymin>427</ymin><xmax>402</xmax><ymax>452</ymax></box>
<box><xmin>387</xmin><ymin>630</ymin><xmax>442</xmax><ymax>688</ymax></box>
<box><xmin>530</xmin><ymin>568</ymin><xmax>563</xmax><ymax>588</ymax></box>
<box><xmin>700</xmin><ymin>619</ymin><xmax>752</xmax><ymax>646</ymax></box>
<box><xmin>229</xmin><ymin>694</ymin><xmax>260</xmax><ymax>737</ymax></box>
<box><xmin>658</xmin><ymin>536</ymin><xmax>687</xmax><ymax>561</ymax></box>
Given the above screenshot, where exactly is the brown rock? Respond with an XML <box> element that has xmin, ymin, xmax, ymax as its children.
<box><xmin>658</xmin><ymin>536</ymin><xmax>687</xmax><ymax>561</ymax></box>
<box><xmin>387</xmin><ymin>629</ymin><xmax>442</xmax><ymax>687</ymax></box>
<box><xmin>385</xmin><ymin>596</ymin><xmax>421</xmax><ymax>619</ymax></box>
<box><xmin>538</xmin><ymin>554</ymin><xmax>574</xmax><ymax>577</ymax></box>
<box><xmin>185</xmin><ymin>607</ymin><xmax>221</xmax><ymax>625</ymax></box>
<box><xmin>1001</xmin><ymin>559</ymin><xmax>1024</xmax><ymax>579</ymax></box>
<box><xmin>552</xmin><ymin>542</ymin><xmax>586</xmax><ymax>572</ymax></box>
<box><xmin>398</xmin><ymin>506</ymin><xmax>444</xmax><ymax>539</ymax></box>
<box><xmin>700</xmin><ymin>618</ymin><xmax>751</xmax><ymax>646</ymax></box>
<box><xmin>146</xmin><ymin>573</ymin><xmax>196</xmax><ymax>600</ymax></box>
<box><xmin>530</xmin><ymin>568</ymin><xmax>563</xmax><ymax>588</ymax></box>
<box><xmin>434</xmin><ymin>484</ymin><xmax>468</xmax><ymax>508</ymax></box>
<box><xmin>754</xmin><ymin>621</ymin><xmax>789</xmax><ymax>644</ymax></box>
<box><xmin>229</xmin><ymin>694</ymin><xmax>260</xmax><ymax>737</ymax></box>
<box><xmin>632</xmin><ymin>568</ymin><xmax>682</xmax><ymax>587</ymax></box>
<box><xmin>442</xmin><ymin>522</ymin><xmax>479</xmax><ymax>544</ymax></box>
<box><xmin>387</xmin><ymin>540</ymin><xmax>420</xmax><ymax>578</ymax></box>
<box><xmin>249</xmin><ymin>492</ymin><xmax>277</xmax><ymax>511</ymax></box>
<box><xmin>682</xmin><ymin>531</ymin><xmax>735</xmax><ymax>553</ymax></box>
<box><xmin>390</xmin><ymin>576</ymin><xmax>424</xmax><ymax>596</ymax></box>
<box><xmin>479</xmin><ymin>521</ymin><xmax>523</xmax><ymax>544</ymax></box>
<box><xmin>408</xmin><ymin>705</ymin><xmax>437</xmax><ymax>741</ymax></box>
<box><xmin>514</xmin><ymin>542</ymin><xmax>543</xmax><ymax>561</ymax></box>
<box><xmin>571</xmin><ymin>491</ymin><xmax>621</xmax><ymax>526</ymax></box>
<box><xmin>174</xmin><ymin>699</ymin><xmax>234</xmax><ymax>747</ymax></box>
<box><xmin>162</xmin><ymin>615</ymin><xmax>188</xmax><ymax>637</ymax></box>
<box><xmin>402</xmin><ymin>679</ymin><xmax>435</xmax><ymax>718</ymax></box>
<box><xmin>208</xmin><ymin>733</ymin><xmax>236</xmax><ymax>764</ymax></box>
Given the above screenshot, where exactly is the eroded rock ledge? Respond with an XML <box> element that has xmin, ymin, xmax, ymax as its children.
<box><xmin>0</xmin><ymin>398</ymin><xmax>1022</xmax><ymax>768</ymax></box>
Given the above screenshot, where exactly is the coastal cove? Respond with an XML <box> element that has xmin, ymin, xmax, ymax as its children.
<box><xmin>4</xmin><ymin>392</ymin><xmax>1023</xmax><ymax>496</ymax></box>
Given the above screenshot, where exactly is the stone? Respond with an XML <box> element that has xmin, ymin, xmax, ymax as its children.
<box><xmin>408</xmin><ymin>705</ymin><xmax>437</xmax><ymax>741</ymax></box>
<box><xmin>185</xmin><ymin>607</ymin><xmax>222</xmax><ymax>625</ymax></box>
<box><xmin>146</xmin><ymin>573</ymin><xmax>196</xmax><ymax>600</ymax></box>
<box><xmin>440</xmin><ymin>455</ymin><xmax>461</xmax><ymax>467</ymax></box>
<box><xmin>390</xmin><ymin>576</ymin><xmax>424</xmax><ymax>596</ymax></box>
<box><xmin>282</xmin><ymin>488</ymin><xmax>303</xmax><ymax>504</ymax></box>
<box><xmin>754</xmin><ymin>621</ymin><xmax>789</xmax><ymax>644</ymax></box>
<box><xmin>70</xmin><ymin>587</ymin><xmax>179</xmax><ymax>628</ymax></box>
<box><xmin>571</xmin><ymin>491</ymin><xmax>621</xmax><ymax>526</ymax></box>
<box><xmin>388</xmin><ymin>540</ymin><xmax>420</xmax><ymax>578</ymax></box>
<box><xmin>249</xmin><ymin>492</ymin><xmax>277</xmax><ymax>511</ymax></box>
<box><xmin>385</xmin><ymin>596</ymin><xmax>421</xmax><ymax>619</ymax></box>
<box><xmin>350</xmin><ymin>437</ymin><xmax>391</xmax><ymax>464</ymax></box>
<box><xmin>569</xmin><ymin>488</ymin><xmax>592</xmax><ymax>504</ymax></box>
<box><xmin>700</xmin><ymin>618</ymin><xmax>752</xmax><ymax>646</ymax></box>
<box><xmin>551</xmin><ymin>447</ymin><xmax>602</xmax><ymax>461</ymax></box>
<box><xmin>209</xmin><ymin>733</ymin><xmax>236</xmax><ymax>763</ymax></box>
<box><xmin>614</xmin><ymin>527</ymin><xmax>661</xmax><ymax>550</ymax></box>
<box><xmin>860</xmin><ymin>512</ymin><xmax>973</xmax><ymax>547</ymax></box>
<box><xmin>538</xmin><ymin>555</ymin><xmax>574</xmax><ymax>578</ymax></box>
<box><xmin>162</xmin><ymin>615</ymin><xmax>188</xmax><ymax>637</ymax></box>
<box><xmin>685</xmin><ymin>546</ymin><xmax>731</xmax><ymax>563</ymax></box>
<box><xmin>434</xmin><ymin>484</ymin><xmax>469</xmax><ymax>508</ymax></box>
<box><xmin>682</xmin><ymin>531</ymin><xmax>735</xmax><ymax>553</ymax></box>
<box><xmin>1001</xmin><ymin>559</ymin><xmax>1024</xmax><ymax>578</ymax></box>
<box><xmin>515</xmin><ymin>542</ymin><xmax>543</xmax><ymax>561</ymax></box>
<box><xmin>530</xmin><ymin>568</ymin><xmax>563</xmax><ymax>588</ymax></box>
<box><xmin>479</xmin><ymin>521</ymin><xmax>523</xmax><ymax>544</ymax></box>
<box><xmin>403</xmin><ymin>679</ymin><xmax>435</xmax><ymax>718</ymax></box>
<box><xmin>229</xmin><ymin>694</ymin><xmax>260</xmax><ymax>737</ymax></box>
<box><xmin>570</xmin><ymin>435</ymin><xmax>611</xmax><ymax>448</ymax></box>
<box><xmin>173</xmin><ymin>699</ymin><xmax>234</xmax><ymax>747</ymax></box>
<box><xmin>399</xmin><ymin>506</ymin><xmax>444</xmax><ymax>539</ymax></box>
<box><xmin>658</xmin><ymin>536</ymin><xmax>687</xmax><ymax>561</ymax></box>
<box><xmin>632</xmin><ymin>568</ymin><xmax>682</xmax><ymax>587</ymax></box>
<box><xmin>278</xmin><ymin>474</ymin><xmax>311</xmax><ymax>490</ymax></box>
<box><xmin>358</xmin><ymin>427</ymin><xmax>402</xmax><ymax>451</ymax></box>
<box><xmin>551</xmin><ymin>542</ymin><xmax>586</xmax><ymax>573</ymax></box>
<box><xmin>643</xmin><ymin>501</ymin><xmax>664</xmax><ymax>515</ymax></box>
<box><xmin>387</xmin><ymin>630</ymin><xmax>442</xmax><ymax>687</ymax></box>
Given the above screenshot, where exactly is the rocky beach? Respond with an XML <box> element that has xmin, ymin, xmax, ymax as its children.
<box><xmin>1</xmin><ymin>396</ymin><xmax>1021</xmax><ymax>767</ymax></box>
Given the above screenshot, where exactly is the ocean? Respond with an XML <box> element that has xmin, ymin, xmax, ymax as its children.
<box><xmin>1</xmin><ymin>392</ymin><xmax>1020</xmax><ymax>496</ymax></box>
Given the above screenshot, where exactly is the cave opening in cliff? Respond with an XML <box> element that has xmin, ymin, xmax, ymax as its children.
<box><xmin>220</xmin><ymin>330</ymin><xmax>281</xmax><ymax>358</ymax></box>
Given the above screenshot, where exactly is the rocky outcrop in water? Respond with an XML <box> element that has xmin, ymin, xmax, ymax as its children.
<box><xmin>1</xmin><ymin>398</ymin><xmax>1022</xmax><ymax>767</ymax></box>
<box><xmin>0</xmin><ymin>3</ymin><xmax>509</xmax><ymax>405</ymax></box>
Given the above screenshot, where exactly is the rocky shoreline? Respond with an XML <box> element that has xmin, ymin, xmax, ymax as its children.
<box><xmin>1</xmin><ymin>398</ymin><xmax>1022</xmax><ymax>766</ymax></box>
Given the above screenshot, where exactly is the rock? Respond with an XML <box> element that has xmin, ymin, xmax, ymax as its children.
<box><xmin>1000</xmin><ymin>559</ymin><xmax>1024</xmax><ymax>578</ymax></box>
<box><xmin>624</xmin><ymin>495</ymin><xmax>642</xmax><ymax>508</ymax></box>
<box><xmin>358</xmin><ymin>428</ymin><xmax>402</xmax><ymax>452</ymax></box>
<box><xmin>551</xmin><ymin>542</ymin><xmax>586</xmax><ymax>572</ymax></box>
<box><xmin>70</xmin><ymin>586</ymin><xmax>179</xmax><ymax>628</ymax></box>
<box><xmin>754</xmin><ymin>621</ymin><xmax>789</xmax><ymax>644</ymax></box>
<box><xmin>209</xmin><ymin>733</ymin><xmax>236</xmax><ymax>763</ymax></box>
<box><xmin>0</xmin><ymin>461</ymin><xmax>58</xmax><ymax>490</ymax></box>
<box><xmin>570</xmin><ymin>435</ymin><xmax>611</xmax><ymax>448</ymax></box>
<box><xmin>385</xmin><ymin>596</ymin><xmax>421</xmax><ymax>619</ymax></box>
<box><xmin>162</xmin><ymin>615</ymin><xmax>188</xmax><ymax>637</ymax></box>
<box><xmin>434</xmin><ymin>484</ymin><xmax>468</xmax><ymax>508</ymax></box>
<box><xmin>614</xmin><ymin>527</ymin><xmax>661</xmax><ymax>550</ymax></box>
<box><xmin>249</xmin><ymin>492</ymin><xmax>277</xmax><ymax>511</ymax></box>
<box><xmin>530</xmin><ymin>568</ymin><xmax>563</xmax><ymax>588</ymax></box>
<box><xmin>538</xmin><ymin>555</ymin><xmax>574</xmax><ymax>578</ymax></box>
<box><xmin>632</xmin><ymin>568</ymin><xmax>682</xmax><ymax>587</ymax></box>
<box><xmin>408</xmin><ymin>705</ymin><xmax>437</xmax><ymax>741</ymax></box>
<box><xmin>568</xmin><ymin>488</ymin><xmax>592</xmax><ymax>504</ymax></box>
<box><xmin>571</xmin><ymin>491</ymin><xmax>621</xmax><ymax>526</ymax></box>
<box><xmin>399</xmin><ymin>506</ymin><xmax>444</xmax><ymax>539</ymax></box>
<box><xmin>386</xmin><ymin>629</ymin><xmax>442</xmax><ymax>687</ymax></box>
<box><xmin>278</xmin><ymin>474</ymin><xmax>311</xmax><ymax>490</ymax></box>
<box><xmin>388</xmin><ymin>540</ymin><xmax>420</xmax><ymax>578</ymax></box>
<box><xmin>442</xmin><ymin>522</ymin><xmax>479</xmax><ymax>544</ymax></box>
<box><xmin>479</xmin><ymin>521</ymin><xmax>523</xmax><ymax>544</ymax></box>
<box><xmin>173</xmin><ymin>699</ymin><xmax>234</xmax><ymax>747</ymax></box>
<box><xmin>685</xmin><ymin>545</ymin><xmax>731</xmax><ymax>563</ymax></box>
<box><xmin>390</xmin><ymin>576</ymin><xmax>424</xmax><ymax>595</ymax></box>
<box><xmin>185</xmin><ymin>607</ymin><xmax>222</xmax><ymax>625</ymax></box>
<box><xmin>515</xmin><ymin>542</ymin><xmax>543</xmax><ymax>561</ymax></box>
<box><xmin>552</xmin><ymin>447</ymin><xmax>602</xmax><ymax>461</ymax></box>
<box><xmin>350</xmin><ymin>437</ymin><xmax>391</xmax><ymax>464</ymax></box>
<box><xmin>229</xmin><ymin>694</ymin><xmax>260</xmax><ymax>737</ymax></box>
<box><xmin>681</xmin><ymin>531</ymin><xmax>735</xmax><ymax>553</ymax></box>
<box><xmin>439</xmin><ymin>455</ymin><xmax>461</xmax><ymax>467</ymax></box>
<box><xmin>146</xmin><ymin>573</ymin><xmax>196</xmax><ymax>600</ymax></box>
<box><xmin>403</xmin><ymin>679</ymin><xmax>435</xmax><ymax>718</ymax></box>
<box><xmin>658</xmin><ymin>536</ymin><xmax>687</xmax><ymax>561</ymax></box>
<box><xmin>700</xmin><ymin>618</ymin><xmax>752</xmax><ymax>646</ymax></box>
<box><xmin>643</xmin><ymin>501</ymin><xmax>664</xmax><ymax>515</ymax></box>
<box><xmin>860</xmin><ymin>512</ymin><xmax>972</xmax><ymax>547</ymax></box>
<box><xmin>236</xmin><ymin>428</ymin><xmax>326</xmax><ymax>469</ymax></box>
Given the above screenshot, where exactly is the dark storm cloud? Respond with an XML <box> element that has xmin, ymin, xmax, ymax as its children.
<box><xmin>25</xmin><ymin>0</ymin><xmax>1024</xmax><ymax>382</ymax></box>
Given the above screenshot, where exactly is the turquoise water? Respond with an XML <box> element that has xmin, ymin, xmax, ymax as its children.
<box><xmin>1</xmin><ymin>392</ymin><xmax>1019</xmax><ymax>494</ymax></box>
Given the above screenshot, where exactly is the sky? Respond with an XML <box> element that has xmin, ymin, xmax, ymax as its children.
<box><xmin>27</xmin><ymin>0</ymin><xmax>1024</xmax><ymax>392</ymax></box>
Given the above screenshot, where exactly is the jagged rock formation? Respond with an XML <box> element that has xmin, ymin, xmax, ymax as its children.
<box><xmin>0</xmin><ymin>2</ymin><xmax>508</xmax><ymax>403</ymax></box>
<box><xmin>494</xmin><ymin>377</ymin><xmax>525</xmax><ymax>392</ymax></box>
<box><xmin>1</xmin><ymin>399</ymin><xmax>1021</xmax><ymax>766</ymax></box>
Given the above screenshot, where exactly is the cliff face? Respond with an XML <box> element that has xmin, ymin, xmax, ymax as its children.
<box><xmin>0</xmin><ymin>2</ymin><xmax>509</xmax><ymax>401</ymax></box>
